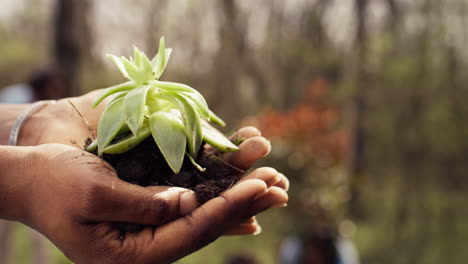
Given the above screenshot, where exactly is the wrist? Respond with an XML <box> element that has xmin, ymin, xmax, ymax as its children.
<box><xmin>0</xmin><ymin>104</ymin><xmax>29</xmax><ymax>145</ymax></box>
<box><xmin>0</xmin><ymin>145</ymin><xmax>38</xmax><ymax>222</ymax></box>
<box><xmin>17</xmin><ymin>102</ymin><xmax>56</xmax><ymax>146</ymax></box>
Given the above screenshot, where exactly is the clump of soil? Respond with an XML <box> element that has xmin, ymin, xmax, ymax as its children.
<box><xmin>87</xmin><ymin>136</ymin><xmax>241</xmax><ymax>233</ymax></box>
<box><xmin>101</xmin><ymin>137</ymin><xmax>240</xmax><ymax>203</ymax></box>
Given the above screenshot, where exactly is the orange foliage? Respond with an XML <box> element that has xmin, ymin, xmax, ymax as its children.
<box><xmin>242</xmin><ymin>78</ymin><xmax>350</xmax><ymax>163</ymax></box>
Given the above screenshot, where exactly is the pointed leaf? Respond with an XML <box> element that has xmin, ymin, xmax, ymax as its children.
<box><xmin>208</xmin><ymin>110</ymin><xmax>226</xmax><ymax>127</ymax></box>
<box><xmin>151</xmin><ymin>37</ymin><xmax>172</xmax><ymax>79</ymax></box>
<box><xmin>202</xmin><ymin>121</ymin><xmax>239</xmax><ymax>152</ymax></box>
<box><xmin>108</xmin><ymin>54</ymin><xmax>129</xmax><ymax>79</ymax></box>
<box><xmin>102</xmin><ymin>126</ymin><xmax>151</xmax><ymax>154</ymax></box>
<box><xmin>173</xmin><ymin>94</ymin><xmax>203</xmax><ymax>157</ymax></box>
<box><xmin>121</xmin><ymin>57</ymin><xmax>150</xmax><ymax>83</ymax></box>
<box><xmin>150</xmin><ymin>112</ymin><xmax>187</xmax><ymax>173</ymax></box>
<box><xmin>108</xmin><ymin>91</ymin><xmax>127</xmax><ymax>103</ymax></box>
<box><xmin>140</xmin><ymin>51</ymin><xmax>154</xmax><ymax>77</ymax></box>
<box><xmin>92</xmin><ymin>81</ymin><xmax>137</xmax><ymax>108</ymax></box>
<box><xmin>97</xmin><ymin>97</ymin><xmax>126</xmax><ymax>155</ymax></box>
<box><xmin>133</xmin><ymin>45</ymin><xmax>143</xmax><ymax>68</ymax></box>
<box><xmin>180</xmin><ymin>92</ymin><xmax>210</xmax><ymax>119</ymax></box>
<box><xmin>158</xmin><ymin>92</ymin><xmax>203</xmax><ymax>157</ymax></box>
<box><xmin>154</xmin><ymin>81</ymin><xmax>195</xmax><ymax>93</ymax></box>
<box><xmin>86</xmin><ymin>138</ymin><xmax>98</xmax><ymax>152</ymax></box>
<box><xmin>124</xmin><ymin>85</ymin><xmax>151</xmax><ymax>135</ymax></box>
<box><xmin>153</xmin><ymin>81</ymin><xmax>209</xmax><ymax>118</ymax></box>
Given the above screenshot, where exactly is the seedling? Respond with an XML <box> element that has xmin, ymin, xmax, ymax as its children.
<box><xmin>87</xmin><ymin>37</ymin><xmax>239</xmax><ymax>174</ymax></box>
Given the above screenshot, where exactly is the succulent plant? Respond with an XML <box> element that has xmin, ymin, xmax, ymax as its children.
<box><xmin>87</xmin><ymin>37</ymin><xmax>239</xmax><ymax>173</ymax></box>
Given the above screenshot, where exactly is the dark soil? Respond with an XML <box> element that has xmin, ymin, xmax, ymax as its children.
<box><xmin>98</xmin><ymin>136</ymin><xmax>241</xmax><ymax>203</ymax></box>
<box><xmin>87</xmin><ymin>136</ymin><xmax>241</xmax><ymax>233</ymax></box>
<box><xmin>85</xmin><ymin>137</ymin><xmax>242</xmax><ymax>233</ymax></box>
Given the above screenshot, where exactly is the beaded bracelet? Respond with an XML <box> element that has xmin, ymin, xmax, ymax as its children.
<box><xmin>8</xmin><ymin>100</ymin><xmax>56</xmax><ymax>146</ymax></box>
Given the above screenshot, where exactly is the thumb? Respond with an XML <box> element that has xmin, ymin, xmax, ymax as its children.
<box><xmin>137</xmin><ymin>179</ymin><xmax>269</xmax><ymax>263</ymax></box>
<box><xmin>84</xmin><ymin>178</ymin><xmax>199</xmax><ymax>225</ymax></box>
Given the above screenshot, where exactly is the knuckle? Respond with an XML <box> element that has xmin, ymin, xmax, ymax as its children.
<box><xmin>80</xmin><ymin>180</ymin><xmax>110</xmax><ymax>216</ymax></box>
<box><xmin>182</xmin><ymin>213</ymin><xmax>220</xmax><ymax>251</ymax></box>
<box><xmin>147</xmin><ymin>194</ymin><xmax>172</xmax><ymax>223</ymax></box>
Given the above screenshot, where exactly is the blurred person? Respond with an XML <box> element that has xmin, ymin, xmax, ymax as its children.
<box><xmin>279</xmin><ymin>229</ymin><xmax>359</xmax><ymax>264</ymax></box>
<box><xmin>0</xmin><ymin>90</ymin><xmax>289</xmax><ymax>264</ymax></box>
<box><xmin>279</xmin><ymin>205</ymin><xmax>359</xmax><ymax>264</ymax></box>
<box><xmin>0</xmin><ymin>71</ymin><xmax>65</xmax><ymax>103</ymax></box>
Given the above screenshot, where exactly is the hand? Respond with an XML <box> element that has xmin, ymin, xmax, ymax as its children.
<box><xmin>18</xmin><ymin>91</ymin><xmax>105</xmax><ymax>147</ymax></box>
<box><xmin>8</xmin><ymin>142</ymin><xmax>287</xmax><ymax>264</ymax></box>
<box><xmin>8</xmin><ymin>92</ymin><xmax>289</xmax><ymax>263</ymax></box>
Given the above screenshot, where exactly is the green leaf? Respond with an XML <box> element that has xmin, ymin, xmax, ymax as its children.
<box><xmin>173</xmin><ymin>94</ymin><xmax>203</xmax><ymax>157</ymax></box>
<box><xmin>102</xmin><ymin>126</ymin><xmax>151</xmax><ymax>154</ymax></box>
<box><xmin>133</xmin><ymin>45</ymin><xmax>143</xmax><ymax>68</ymax></box>
<box><xmin>121</xmin><ymin>57</ymin><xmax>150</xmax><ymax>83</ymax></box>
<box><xmin>86</xmin><ymin>138</ymin><xmax>98</xmax><ymax>152</ymax></box>
<box><xmin>140</xmin><ymin>52</ymin><xmax>154</xmax><ymax>77</ymax></box>
<box><xmin>150</xmin><ymin>112</ymin><xmax>187</xmax><ymax>173</ymax></box>
<box><xmin>154</xmin><ymin>81</ymin><xmax>195</xmax><ymax>93</ymax></box>
<box><xmin>180</xmin><ymin>91</ymin><xmax>210</xmax><ymax>119</ymax></box>
<box><xmin>158</xmin><ymin>92</ymin><xmax>203</xmax><ymax>157</ymax></box>
<box><xmin>208</xmin><ymin>110</ymin><xmax>226</xmax><ymax>127</ymax></box>
<box><xmin>133</xmin><ymin>46</ymin><xmax>154</xmax><ymax>77</ymax></box>
<box><xmin>92</xmin><ymin>81</ymin><xmax>137</xmax><ymax>108</ymax></box>
<box><xmin>124</xmin><ymin>85</ymin><xmax>151</xmax><ymax>135</ymax></box>
<box><xmin>108</xmin><ymin>55</ymin><xmax>129</xmax><ymax>79</ymax></box>
<box><xmin>151</xmin><ymin>37</ymin><xmax>172</xmax><ymax>79</ymax></box>
<box><xmin>202</xmin><ymin>120</ymin><xmax>239</xmax><ymax>152</ymax></box>
<box><xmin>108</xmin><ymin>91</ymin><xmax>127</xmax><ymax>103</ymax></box>
<box><xmin>153</xmin><ymin>81</ymin><xmax>210</xmax><ymax>118</ymax></box>
<box><xmin>97</xmin><ymin>97</ymin><xmax>126</xmax><ymax>155</ymax></box>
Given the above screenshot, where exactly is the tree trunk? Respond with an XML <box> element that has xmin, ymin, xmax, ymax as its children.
<box><xmin>53</xmin><ymin>0</ymin><xmax>93</xmax><ymax>97</ymax></box>
<box><xmin>347</xmin><ymin>0</ymin><xmax>368</xmax><ymax>219</ymax></box>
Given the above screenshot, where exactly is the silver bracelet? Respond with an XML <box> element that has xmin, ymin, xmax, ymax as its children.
<box><xmin>8</xmin><ymin>100</ymin><xmax>56</xmax><ymax>146</ymax></box>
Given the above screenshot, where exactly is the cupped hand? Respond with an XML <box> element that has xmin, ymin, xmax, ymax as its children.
<box><xmin>19</xmin><ymin>143</ymin><xmax>287</xmax><ymax>264</ymax></box>
<box><xmin>14</xmin><ymin>92</ymin><xmax>289</xmax><ymax>263</ymax></box>
<box><xmin>18</xmin><ymin>90</ymin><xmax>104</xmax><ymax>147</ymax></box>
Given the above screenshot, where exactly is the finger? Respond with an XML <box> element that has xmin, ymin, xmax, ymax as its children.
<box><xmin>248</xmin><ymin>186</ymin><xmax>289</xmax><ymax>216</ymax></box>
<box><xmin>240</xmin><ymin>167</ymin><xmax>289</xmax><ymax>190</ymax></box>
<box><xmin>223</xmin><ymin>219</ymin><xmax>262</xmax><ymax>236</ymax></box>
<box><xmin>224</xmin><ymin>136</ymin><xmax>271</xmax><ymax>171</ymax></box>
<box><xmin>204</xmin><ymin>126</ymin><xmax>261</xmax><ymax>154</ymax></box>
<box><xmin>136</xmin><ymin>179</ymin><xmax>268</xmax><ymax>263</ymax></box>
<box><xmin>84</xmin><ymin>179</ymin><xmax>198</xmax><ymax>225</ymax></box>
<box><xmin>230</xmin><ymin>126</ymin><xmax>261</xmax><ymax>139</ymax></box>
<box><xmin>223</xmin><ymin>216</ymin><xmax>259</xmax><ymax>236</ymax></box>
<box><xmin>240</xmin><ymin>216</ymin><xmax>256</xmax><ymax>225</ymax></box>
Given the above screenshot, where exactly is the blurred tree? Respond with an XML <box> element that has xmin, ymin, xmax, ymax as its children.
<box><xmin>53</xmin><ymin>0</ymin><xmax>93</xmax><ymax>96</ymax></box>
<box><xmin>144</xmin><ymin>0</ymin><xmax>168</xmax><ymax>54</ymax></box>
<box><xmin>347</xmin><ymin>0</ymin><xmax>369</xmax><ymax>220</ymax></box>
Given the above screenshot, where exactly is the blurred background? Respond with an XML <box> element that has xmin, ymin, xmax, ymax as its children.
<box><xmin>1</xmin><ymin>0</ymin><xmax>468</xmax><ymax>263</ymax></box>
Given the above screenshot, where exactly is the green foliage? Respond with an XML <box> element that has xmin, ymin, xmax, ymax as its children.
<box><xmin>89</xmin><ymin>37</ymin><xmax>239</xmax><ymax>173</ymax></box>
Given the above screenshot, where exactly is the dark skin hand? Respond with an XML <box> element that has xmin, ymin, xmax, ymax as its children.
<box><xmin>0</xmin><ymin>91</ymin><xmax>289</xmax><ymax>264</ymax></box>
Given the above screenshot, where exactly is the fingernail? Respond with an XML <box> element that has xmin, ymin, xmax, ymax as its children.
<box><xmin>271</xmin><ymin>203</ymin><xmax>288</xmax><ymax>208</ymax></box>
<box><xmin>180</xmin><ymin>191</ymin><xmax>198</xmax><ymax>215</ymax></box>
<box><xmin>282</xmin><ymin>174</ymin><xmax>290</xmax><ymax>191</ymax></box>
<box><xmin>253</xmin><ymin>188</ymin><xmax>268</xmax><ymax>200</ymax></box>
<box><xmin>253</xmin><ymin>225</ymin><xmax>262</xmax><ymax>235</ymax></box>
